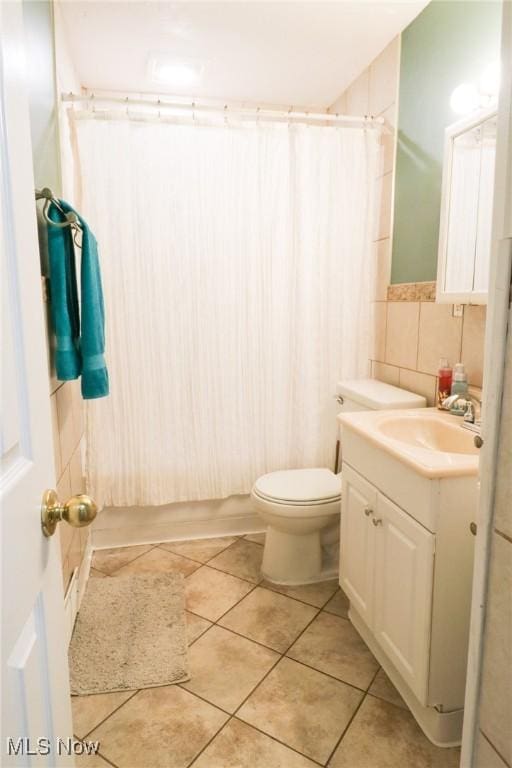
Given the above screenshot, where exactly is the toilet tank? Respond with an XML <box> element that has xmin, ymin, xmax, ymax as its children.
<box><xmin>337</xmin><ymin>378</ymin><xmax>427</xmax><ymax>413</ymax></box>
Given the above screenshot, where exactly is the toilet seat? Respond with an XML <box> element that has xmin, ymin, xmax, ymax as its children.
<box><xmin>252</xmin><ymin>468</ymin><xmax>341</xmax><ymax>510</ymax></box>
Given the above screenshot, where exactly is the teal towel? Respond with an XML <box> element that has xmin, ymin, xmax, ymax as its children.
<box><xmin>47</xmin><ymin>204</ymin><xmax>81</xmax><ymax>380</ymax></box>
<box><xmin>47</xmin><ymin>201</ymin><xmax>109</xmax><ymax>399</ymax></box>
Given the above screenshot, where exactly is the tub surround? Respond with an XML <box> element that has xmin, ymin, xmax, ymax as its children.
<box><xmin>90</xmin><ymin>495</ymin><xmax>262</xmax><ymax>550</ymax></box>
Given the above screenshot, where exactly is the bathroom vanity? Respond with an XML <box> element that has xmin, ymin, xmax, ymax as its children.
<box><xmin>338</xmin><ymin>408</ymin><xmax>479</xmax><ymax>746</ymax></box>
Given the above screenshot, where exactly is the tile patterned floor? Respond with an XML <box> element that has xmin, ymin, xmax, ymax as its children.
<box><xmin>74</xmin><ymin>534</ymin><xmax>461</xmax><ymax>767</ymax></box>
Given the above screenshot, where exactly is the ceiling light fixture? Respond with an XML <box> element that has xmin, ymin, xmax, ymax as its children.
<box><xmin>149</xmin><ymin>57</ymin><xmax>201</xmax><ymax>88</ymax></box>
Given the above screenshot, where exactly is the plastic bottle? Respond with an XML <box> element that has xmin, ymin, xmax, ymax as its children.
<box><xmin>438</xmin><ymin>358</ymin><xmax>453</xmax><ymax>399</ymax></box>
<box><xmin>451</xmin><ymin>363</ymin><xmax>468</xmax><ymax>396</ymax></box>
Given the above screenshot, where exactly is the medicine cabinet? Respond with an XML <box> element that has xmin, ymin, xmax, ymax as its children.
<box><xmin>436</xmin><ymin>106</ymin><xmax>497</xmax><ymax>304</ymax></box>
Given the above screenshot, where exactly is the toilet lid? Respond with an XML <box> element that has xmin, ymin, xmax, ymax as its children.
<box><xmin>253</xmin><ymin>468</ymin><xmax>341</xmax><ymax>504</ymax></box>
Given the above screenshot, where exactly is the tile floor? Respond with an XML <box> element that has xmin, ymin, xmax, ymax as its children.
<box><xmin>73</xmin><ymin>535</ymin><xmax>461</xmax><ymax>768</ymax></box>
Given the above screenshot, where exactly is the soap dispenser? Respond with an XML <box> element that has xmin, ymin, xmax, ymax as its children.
<box><xmin>438</xmin><ymin>358</ymin><xmax>453</xmax><ymax>400</ymax></box>
<box><xmin>451</xmin><ymin>362</ymin><xmax>469</xmax><ymax>400</ymax></box>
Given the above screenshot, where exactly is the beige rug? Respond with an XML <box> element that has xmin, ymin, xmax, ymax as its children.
<box><xmin>69</xmin><ymin>572</ymin><xmax>190</xmax><ymax>695</ymax></box>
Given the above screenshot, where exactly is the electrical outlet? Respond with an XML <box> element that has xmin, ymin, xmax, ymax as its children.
<box><xmin>453</xmin><ymin>304</ymin><xmax>464</xmax><ymax>317</ymax></box>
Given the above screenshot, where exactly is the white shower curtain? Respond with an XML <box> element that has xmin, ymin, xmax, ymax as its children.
<box><xmin>72</xmin><ymin>113</ymin><xmax>378</xmax><ymax>505</ymax></box>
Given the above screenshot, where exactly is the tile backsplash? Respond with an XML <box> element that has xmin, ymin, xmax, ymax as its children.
<box><xmin>372</xmin><ymin>298</ymin><xmax>485</xmax><ymax>405</ymax></box>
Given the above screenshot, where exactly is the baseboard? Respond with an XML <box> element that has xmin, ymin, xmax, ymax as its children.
<box><xmin>91</xmin><ymin>494</ymin><xmax>265</xmax><ymax>550</ymax></box>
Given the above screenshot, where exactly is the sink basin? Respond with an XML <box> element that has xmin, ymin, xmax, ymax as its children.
<box><xmin>377</xmin><ymin>415</ymin><xmax>479</xmax><ymax>455</ymax></box>
<box><xmin>338</xmin><ymin>407</ymin><xmax>480</xmax><ymax>478</ymax></box>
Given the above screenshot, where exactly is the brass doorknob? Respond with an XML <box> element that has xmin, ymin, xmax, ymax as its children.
<box><xmin>41</xmin><ymin>489</ymin><xmax>98</xmax><ymax>537</ymax></box>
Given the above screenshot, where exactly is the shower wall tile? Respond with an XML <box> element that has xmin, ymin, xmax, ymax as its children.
<box><xmin>374</xmin><ymin>172</ymin><xmax>393</xmax><ymax>241</ymax></box>
<box><xmin>370</xmin><ymin>301</ymin><xmax>387</xmax><ymax>362</ymax></box>
<box><xmin>50</xmin><ymin>393</ymin><xmax>62</xmax><ymax>479</ymax></box>
<box><xmin>344</xmin><ymin>67</ymin><xmax>370</xmax><ymax>116</ymax></box>
<box><xmin>71</xmin><ymin>378</ymin><xmax>84</xmax><ymax>439</ymax></box>
<box><xmin>385</xmin><ymin>302</ymin><xmax>419</xmax><ymax>369</ymax></box>
<box><xmin>374</xmin><ymin>238</ymin><xmax>392</xmax><ymax>301</ymax></box>
<box><xmin>50</xmin><ymin>379</ymin><xmax>86</xmax><ymax>590</ymax></box>
<box><xmin>329</xmin><ymin>91</ymin><xmax>347</xmax><ymax>115</ymax></box>
<box><xmin>56</xmin><ymin>383</ymin><xmax>76</xmax><ymax>469</ymax></box>
<box><xmin>377</xmin><ymin>124</ymin><xmax>396</xmax><ymax>179</ymax></box>
<box><xmin>369</xmin><ymin>38</ymin><xmax>400</xmax><ymax>117</ymax></box>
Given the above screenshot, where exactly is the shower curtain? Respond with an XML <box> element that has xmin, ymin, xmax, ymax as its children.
<box><xmin>72</xmin><ymin>113</ymin><xmax>379</xmax><ymax>506</ymax></box>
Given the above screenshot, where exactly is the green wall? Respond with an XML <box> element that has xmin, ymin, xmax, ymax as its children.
<box><xmin>391</xmin><ymin>0</ymin><xmax>502</xmax><ymax>284</ymax></box>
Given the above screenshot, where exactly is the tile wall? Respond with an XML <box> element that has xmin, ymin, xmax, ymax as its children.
<box><xmin>330</xmin><ymin>38</ymin><xmax>487</xmax><ymax>406</ymax></box>
<box><xmin>49</xmin><ymin>375</ymin><xmax>88</xmax><ymax>592</ymax></box>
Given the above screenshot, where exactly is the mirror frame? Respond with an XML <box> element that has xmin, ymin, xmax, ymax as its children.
<box><xmin>436</xmin><ymin>104</ymin><xmax>497</xmax><ymax>305</ymax></box>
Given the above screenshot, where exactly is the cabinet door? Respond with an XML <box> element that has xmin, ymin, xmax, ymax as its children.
<box><xmin>340</xmin><ymin>465</ymin><xmax>377</xmax><ymax>628</ymax></box>
<box><xmin>373</xmin><ymin>493</ymin><xmax>435</xmax><ymax>704</ymax></box>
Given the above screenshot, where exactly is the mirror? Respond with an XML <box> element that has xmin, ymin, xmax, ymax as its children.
<box><xmin>436</xmin><ymin>107</ymin><xmax>497</xmax><ymax>304</ymax></box>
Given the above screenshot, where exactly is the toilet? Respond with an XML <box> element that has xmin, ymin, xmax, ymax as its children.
<box><xmin>252</xmin><ymin>378</ymin><xmax>426</xmax><ymax>585</ymax></box>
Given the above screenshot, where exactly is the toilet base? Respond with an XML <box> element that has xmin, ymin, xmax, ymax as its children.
<box><xmin>262</xmin><ymin>563</ymin><xmax>338</xmax><ymax>587</ymax></box>
<box><xmin>261</xmin><ymin>526</ymin><xmax>338</xmax><ymax>586</ymax></box>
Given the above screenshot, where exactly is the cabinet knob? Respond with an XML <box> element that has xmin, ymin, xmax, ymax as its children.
<box><xmin>469</xmin><ymin>522</ymin><xmax>477</xmax><ymax>536</ymax></box>
<box><xmin>372</xmin><ymin>518</ymin><xmax>383</xmax><ymax>526</ymax></box>
<box><xmin>474</xmin><ymin>435</ymin><xmax>484</xmax><ymax>449</ymax></box>
<box><xmin>364</xmin><ymin>506</ymin><xmax>373</xmax><ymax>517</ymax></box>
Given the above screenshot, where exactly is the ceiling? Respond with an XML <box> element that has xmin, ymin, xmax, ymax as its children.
<box><xmin>58</xmin><ymin>0</ymin><xmax>429</xmax><ymax>109</ymax></box>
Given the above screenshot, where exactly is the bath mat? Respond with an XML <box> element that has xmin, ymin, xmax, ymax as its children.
<box><xmin>69</xmin><ymin>572</ymin><xmax>190</xmax><ymax>695</ymax></box>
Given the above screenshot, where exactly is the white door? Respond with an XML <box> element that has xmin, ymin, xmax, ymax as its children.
<box><xmin>373</xmin><ymin>493</ymin><xmax>435</xmax><ymax>704</ymax></box>
<box><xmin>1</xmin><ymin>2</ymin><xmax>73</xmax><ymax>765</ymax></box>
<box><xmin>340</xmin><ymin>465</ymin><xmax>377</xmax><ymax>628</ymax></box>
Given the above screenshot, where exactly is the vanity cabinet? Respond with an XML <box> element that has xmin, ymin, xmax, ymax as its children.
<box><xmin>340</xmin><ymin>465</ymin><xmax>434</xmax><ymax>703</ymax></box>
<box><xmin>338</xmin><ymin>410</ymin><xmax>478</xmax><ymax>745</ymax></box>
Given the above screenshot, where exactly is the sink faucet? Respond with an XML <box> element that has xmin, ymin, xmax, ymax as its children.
<box><xmin>440</xmin><ymin>392</ymin><xmax>482</xmax><ymax>430</ymax></box>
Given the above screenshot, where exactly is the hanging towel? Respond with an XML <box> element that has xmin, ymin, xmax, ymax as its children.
<box><xmin>47</xmin><ymin>200</ymin><xmax>109</xmax><ymax>399</ymax></box>
<box><xmin>47</xmin><ymin>204</ymin><xmax>81</xmax><ymax>380</ymax></box>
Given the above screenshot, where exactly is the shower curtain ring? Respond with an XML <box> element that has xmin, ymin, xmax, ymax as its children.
<box><xmin>192</xmin><ymin>102</ymin><xmax>196</xmax><ymax>122</ymax></box>
<box><xmin>288</xmin><ymin>106</ymin><xmax>293</xmax><ymax>126</ymax></box>
<box><xmin>224</xmin><ymin>104</ymin><xmax>228</xmax><ymax>126</ymax></box>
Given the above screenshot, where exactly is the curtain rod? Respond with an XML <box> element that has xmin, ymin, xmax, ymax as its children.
<box><xmin>61</xmin><ymin>92</ymin><xmax>384</xmax><ymax>127</ymax></box>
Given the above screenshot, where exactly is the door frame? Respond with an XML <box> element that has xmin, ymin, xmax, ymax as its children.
<box><xmin>460</xmin><ymin>2</ymin><xmax>512</xmax><ymax>764</ymax></box>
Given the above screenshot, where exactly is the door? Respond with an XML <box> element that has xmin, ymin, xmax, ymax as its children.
<box><xmin>373</xmin><ymin>493</ymin><xmax>435</xmax><ymax>704</ymax></box>
<box><xmin>1</xmin><ymin>2</ymin><xmax>74</xmax><ymax>765</ymax></box>
<box><xmin>340</xmin><ymin>464</ymin><xmax>377</xmax><ymax>628</ymax></box>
